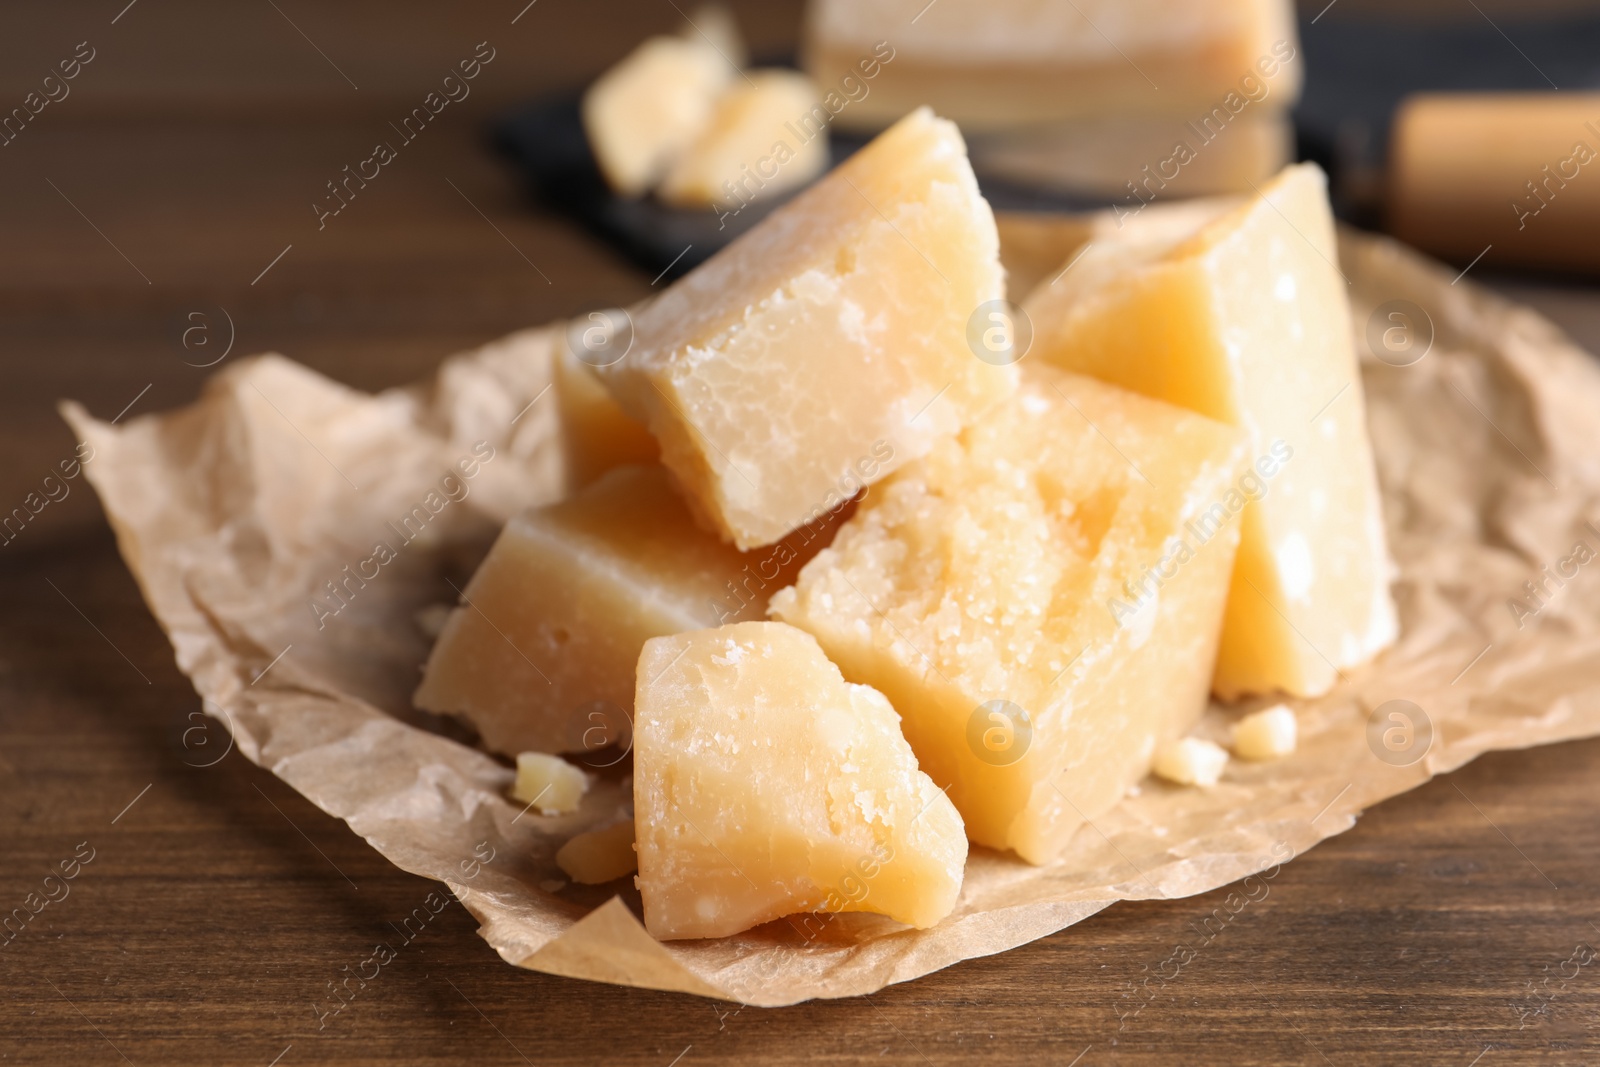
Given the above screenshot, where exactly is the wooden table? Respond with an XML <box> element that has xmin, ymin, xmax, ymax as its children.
<box><xmin>4</xmin><ymin>2</ymin><xmax>1598</xmax><ymax>1063</ymax></box>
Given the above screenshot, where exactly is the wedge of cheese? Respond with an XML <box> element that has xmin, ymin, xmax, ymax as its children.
<box><xmin>582</xmin><ymin>35</ymin><xmax>733</xmax><ymax>197</ymax></box>
<box><xmin>413</xmin><ymin>466</ymin><xmax>836</xmax><ymax>756</ymax></box>
<box><xmin>633</xmin><ymin>622</ymin><xmax>967</xmax><ymax>939</ymax></box>
<box><xmin>596</xmin><ymin>107</ymin><xmax>1010</xmax><ymax>549</ymax></box>
<box><xmin>804</xmin><ymin>0</ymin><xmax>1301</xmax><ymax>131</ymax></box>
<box><xmin>772</xmin><ymin>366</ymin><xmax>1249</xmax><ymax>864</ymax></box>
<box><xmin>659</xmin><ymin>70</ymin><xmax>829</xmax><ymax>209</ymax></box>
<box><xmin>1024</xmin><ymin>163</ymin><xmax>1397</xmax><ymax>699</ymax></box>
<box><xmin>554</xmin><ymin>339</ymin><xmax>658</xmax><ymax>490</ymax></box>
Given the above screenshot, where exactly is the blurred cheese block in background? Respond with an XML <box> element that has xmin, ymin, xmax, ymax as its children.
<box><xmin>1025</xmin><ymin>163</ymin><xmax>1397</xmax><ymax>700</ymax></box>
<box><xmin>971</xmin><ymin>112</ymin><xmax>1291</xmax><ymax>200</ymax></box>
<box><xmin>1390</xmin><ymin>93</ymin><xmax>1600</xmax><ymax>274</ymax></box>
<box><xmin>597</xmin><ymin>108</ymin><xmax>1010</xmax><ymax>549</ymax></box>
<box><xmin>659</xmin><ymin>70</ymin><xmax>829</xmax><ymax>209</ymax></box>
<box><xmin>633</xmin><ymin>622</ymin><xmax>967</xmax><ymax>939</ymax></box>
<box><xmin>554</xmin><ymin>335</ymin><xmax>658</xmax><ymax>490</ymax></box>
<box><xmin>772</xmin><ymin>367</ymin><xmax>1248</xmax><ymax>865</ymax></box>
<box><xmin>803</xmin><ymin>0</ymin><xmax>1301</xmax><ymax>131</ymax></box>
<box><xmin>414</xmin><ymin>466</ymin><xmax>834</xmax><ymax>756</ymax></box>
<box><xmin>580</xmin><ymin>6</ymin><xmax>833</xmax><ymax>212</ymax></box>
<box><xmin>582</xmin><ymin>35</ymin><xmax>733</xmax><ymax>196</ymax></box>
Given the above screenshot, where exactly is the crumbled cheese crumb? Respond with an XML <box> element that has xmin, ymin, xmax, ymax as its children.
<box><xmin>511</xmin><ymin>751</ymin><xmax>590</xmax><ymax>814</ymax></box>
<box><xmin>556</xmin><ymin>819</ymin><xmax>637</xmax><ymax>884</ymax></box>
<box><xmin>1152</xmin><ymin>737</ymin><xmax>1229</xmax><ymax>787</ymax></box>
<box><xmin>1231</xmin><ymin>703</ymin><xmax>1298</xmax><ymax>761</ymax></box>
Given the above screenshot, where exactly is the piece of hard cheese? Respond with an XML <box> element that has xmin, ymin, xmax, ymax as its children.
<box><xmin>633</xmin><ymin>621</ymin><xmax>967</xmax><ymax>940</ymax></box>
<box><xmin>772</xmin><ymin>366</ymin><xmax>1249</xmax><ymax>864</ymax></box>
<box><xmin>414</xmin><ymin>466</ymin><xmax>832</xmax><ymax>756</ymax></box>
<box><xmin>597</xmin><ymin>107</ymin><xmax>1010</xmax><ymax>549</ymax></box>
<box><xmin>1024</xmin><ymin>163</ymin><xmax>1397</xmax><ymax>699</ymax></box>
<box><xmin>804</xmin><ymin>0</ymin><xmax>1301</xmax><ymax>131</ymax></box>
<box><xmin>582</xmin><ymin>35</ymin><xmax>733</xmax><ymax>197</ymax></box>
<box><xmin>659</xmin><ymin>70</ymin><xmax>828</xmax><ymax>208</ymax></box>
<box><xmin>555</xmin><ymin>338</ymin><xmax>658</xmax><ymax>490</ymax></box>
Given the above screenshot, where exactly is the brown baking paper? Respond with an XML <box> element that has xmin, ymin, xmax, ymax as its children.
<box><xmin>62</xmin><ymin>230</ymin><xmax>1600</xmax><ymax>1007</ymax></box>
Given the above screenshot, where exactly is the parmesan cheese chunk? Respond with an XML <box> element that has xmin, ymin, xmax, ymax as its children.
<box><xmin>583</xmin><ymin>36</ymin><xmax>733</xmax><ymax>197</ymax></box>
<box><xmin>1025</xmin><ymin>163</ymin><xmax>1397</xmax><ymax>699</ymax></box>
<box><xmin>596</xmin><ymin>107</ymin><xmax>1010</xmax><ymax>549</ymax></box>
<box><xmin>772</xmin><ymin>366</ymin><xmax>1249</xmax><ymax>865</ymax></box>
<box><xmin>414</xmin><ymin>466</ymin><xmax>835</xmax><ymax>756</ymax></box>
<box><xmin>659</xmin><ymin>70</ymin><xmax>828</xmax><ymax>208</ymax></box>
<box><xmin>633</xmin><ymin>622</ymin><xmax>967</xmax><ymax>940</ymax></box>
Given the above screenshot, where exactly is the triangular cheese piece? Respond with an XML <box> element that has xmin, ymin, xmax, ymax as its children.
<box><xmin>1024</xmin><ymin>163</ymin><xmax>1396</xmax><ymax>698</ymax></box>
<box><xmin>633</xmin><ymin>621</ymin><xmax>966</xmax><ymax>939</ymax></box>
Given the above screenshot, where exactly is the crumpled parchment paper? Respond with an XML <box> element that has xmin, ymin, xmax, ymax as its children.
<box><xmin>63</xmin><ymin>230</ymin><xmax>1600</xmax><ymax>1007</ymax></box>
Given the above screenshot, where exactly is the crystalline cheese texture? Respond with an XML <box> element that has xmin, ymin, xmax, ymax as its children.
<box><xmin>633</xmin><ymin>622</ymin><xmax>967</xmax><ymax>939</ymax></box>
<box><xmin>771</xmin><ymin>367</ymin><xmax>1249</xmax><ymax>864</ymax></box>
<box><xmin>596</xmin><ymin>107</ymin><xmax>1011</xmax><ymax>549</ymax></box>
<box><xmin>1023</xmin><ymin>163</ymin><xmax>1397</xmax><ymax>699</ymax></box>
<box><xmin>413</xmin><ymin>466</ymin><xmax>832</xmax><ymax>756</ymax></box>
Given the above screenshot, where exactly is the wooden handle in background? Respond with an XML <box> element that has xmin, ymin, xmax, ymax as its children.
<box><xmin>1390</xmin><ymin>93</ymin><xmax>1600</xmax><ymax>274</ymax></box>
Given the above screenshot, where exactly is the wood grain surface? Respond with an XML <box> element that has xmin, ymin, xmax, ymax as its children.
<box><xmin>3</xmin><ymin>2</ymin><xmax>1599</xmax><ymax>1064</ymax></box>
